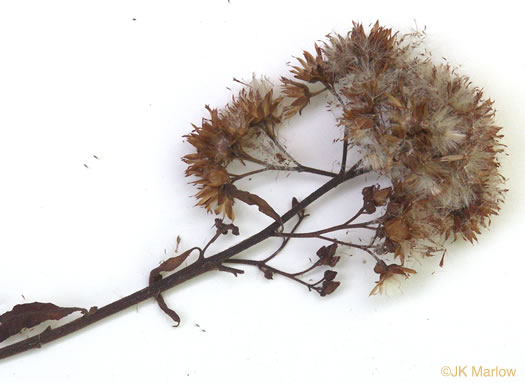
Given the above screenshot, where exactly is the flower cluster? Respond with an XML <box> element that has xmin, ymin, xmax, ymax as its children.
<box><xmin>183</xmin><ymin>79</ymin><xmax>283</xmax><ymax>219</ymax></box>
<box><xmin>185</xmin><ymin>21</ymin><xmax>506</xmax><ymax>293</ymax></box>
<box><xmin>323</xmin><ymin>23</ymin><xmax>505</xmax><ymax>262</ymax></box>
<box><xmin>279</xmin><ymin>21</ymin><xmax>506</xmax><ymax>291</ymax></box>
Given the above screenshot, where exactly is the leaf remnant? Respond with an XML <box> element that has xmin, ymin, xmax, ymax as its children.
<box><xmin>149</xmin><ymin>248</ymin><xmax>199</xmax><ymax>326</ymax></box>
<box><xmin>0</xmin><ymin>302</ymin><xmax>86</xmax><ymax>343</ymax></box>
<box><xmin>223</xmin><ymin>184</ymin><xmax>282</xmax><ymax>223</ymax></box>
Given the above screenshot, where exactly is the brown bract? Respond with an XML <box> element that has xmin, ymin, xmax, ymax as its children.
<box><xmin>370</xmin><ymin>260</ymin><xmax>416</xmax><ymax>296</ymax></box>
<box><xmin>280</xmin><ymin>77</ymin><xmax>312</xmax><ymax>118</ymax></box>
<box><xmin>289</xmin><ymin>43</ymin><xmax>326</xmax><ymax>84</ymax></box>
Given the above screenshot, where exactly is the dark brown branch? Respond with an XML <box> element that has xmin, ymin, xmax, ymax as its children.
<box><xmin>340</xmin><ymin>138</ymin><xmax>348</xmax><ymax>174</ymax></box>
<box><xmin>0</xmin><ymin>164</ymin><xmax>367</xmax><ymax>360</ymax></box>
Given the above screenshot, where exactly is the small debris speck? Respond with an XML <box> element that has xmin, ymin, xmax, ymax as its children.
<box><xmin>175</xmin><ymin>235</ymin><xmax>181</xmax><ymax>253</ymax></box>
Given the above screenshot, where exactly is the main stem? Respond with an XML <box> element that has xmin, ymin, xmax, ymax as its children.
<box><xmin>0</xmin><ymin>165</ymin><xmax>366</xmax><ymax>361</ymax></box>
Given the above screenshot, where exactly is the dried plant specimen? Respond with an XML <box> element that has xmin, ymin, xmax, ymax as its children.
<box><xmin>0</xmin><ymin>22</ymin><xmax>506</xmax><ymax>360</ymax></box>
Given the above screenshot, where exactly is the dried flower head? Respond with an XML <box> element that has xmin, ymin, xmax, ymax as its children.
<box><xmin>183</xmin><ymin>77</ymin><xmax>284</xmax><ymax>219</ymax></box>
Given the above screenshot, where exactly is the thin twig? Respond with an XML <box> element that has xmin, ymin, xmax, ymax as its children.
<box><xmin>238</xmin><ymin>144</ymin><xmax>338</xmax><ymax>177</ymax></box>
<box><xmin>262</xmin><ymin>207</ymin><xmax>306</xmax><ymax>263</ymax></box>
<box><xmin>229</xmin><ymin>168</ymin><xmax>270</xmax><ymax>182</ymax></box>
<box><xmin>275</xmin><ymin>220</ymin><xmax>380</xmax><ymax>238</ymax></box>
<box><xmin>224</xmin><ymin>259</ymin><xmax>318</xmax><ymax>291</ymax></box>
<box><xmin>317</xmin><ymin>236</ymin><xmax>380</xmax><ymax>261</ymax></box>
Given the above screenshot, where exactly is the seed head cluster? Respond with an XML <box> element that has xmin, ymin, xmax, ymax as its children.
<box><xmin>282</xmin><ymin>22</ymin><xmax>506</xmax><ymax>264</ymax></box>
<box><xmin>184</xmin><ymin>22</ymin><xmax>506</xmax><ymax>293</ymax></box>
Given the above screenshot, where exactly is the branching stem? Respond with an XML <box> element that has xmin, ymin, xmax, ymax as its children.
<box><xmin>275</xmin><ymin>219</ymin><xmax>382</xmax><ymax>238</ymax></box>
<box><xmin>0</xmin><ymin>164</ymin><xmax>367</xmax><ymax>360</ymax></box>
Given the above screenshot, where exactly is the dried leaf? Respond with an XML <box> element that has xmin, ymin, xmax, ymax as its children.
<box><xmin>149</xmin><ymin>248</ymin><xmax>194</xmax><ymax>285</ymax></box>
<box><xmin>155</xmin><ymin>294</ymin><xmax>181</xmax><ymax>326</ymax></box>
<box><xmin>224</xmin><ymin>184</ymin><xmax>281</xmax><ymax>223</ymax></box>
<box><xmin>149</xmin><ymin>248</ymin><xmax>198</xmax><ymax>326</ymax></box>
<box><xmin>0</xmin><ymin>302</ymin><xmax>86</xmax><ymax>343</ymax></box>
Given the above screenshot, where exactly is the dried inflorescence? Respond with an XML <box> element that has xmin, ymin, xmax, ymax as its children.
<box><xmin>184</xmin><ymin>21</ymin><xmax>506</xmax><ymax>294</ymax></box>
<box><xmin>183</xmin><ymin>79</ymin><xmax>283</xmax><ymax>219</ymax></box>
<box><xmin>0</xmin><ymin>21</ymin><xmax>509</xmax><ymax>361</ymax></box>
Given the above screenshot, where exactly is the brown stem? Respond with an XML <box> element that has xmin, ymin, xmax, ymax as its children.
<box><xmin>310</xmin><ymin>87</ymin><xmax>329</xmax><ymax>97</ymax></box>
<box><xmin>229</xmin><ymin>168</ymin><xmax>270</xmax><ymax>182</ymax></box>
<box><xmin>0</xmin><ymin>164</ymin><xmax>367</xmax><ymax>360</ymax></box>
<box><xmin>224</xmin><ymin>259</ymin><xmax>319</xmax><ymax>291</ymax></box>
<box><xmin>316</xmin><ymin>236</ymin><xmax>380</xmax><ymax>261</ymax></box>
<box><xmin>275</xmin><ymin>220</ymin><xmax>380</xmax><ymax>238</ymax></box>
<box><xmin>262</xmin><ymin>207</ymin><xmax>306</xmax><ymax>263</ymax></box>
<box><xmin>296</xmin><ymin>165</ymin><xmax>338</xmax><ymax>178</ymax></box>
<box><xmin>345</xmin><ymin>207</ymin><xmax>366</xmax><ymax>225</ymax></box>
<box><xmin>323</xmin><ymin>83</ymin><xmax>348</xmax><ymax>174</ymax></box>
<box><xmin>340</xmin><ymin>138</ymin><xmax>348</xmax><ymax>174</ymax></box>
<box><xmin>238</xmin><ymin>146</ymin><xmax>338</xmax><ymax>178</ymax></box>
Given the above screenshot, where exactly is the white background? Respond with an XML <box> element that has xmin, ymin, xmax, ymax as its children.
<box><xmin>1</xmin><ymin>1</ymin><xmax>524</xmax><ymax>382</ymax></box>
